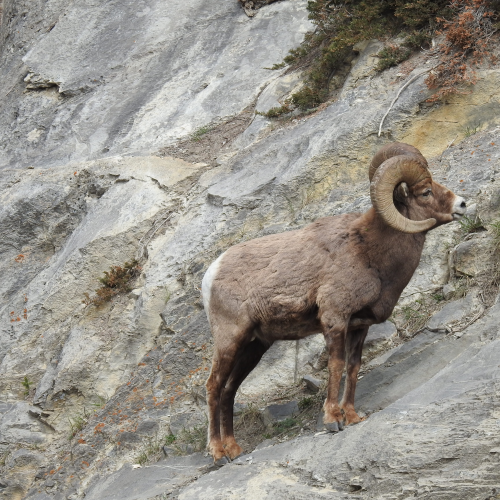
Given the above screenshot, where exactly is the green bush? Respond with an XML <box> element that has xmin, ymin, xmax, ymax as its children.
<box><xmin>376</xmin><ymin>45</ymin><xmax>412</xmax><ymax>72</ymax></box>
<box><xmin>289</xmin><ymin>86</ymin><xmax>324</xmax><ymax>111</ymax></box>
<box><xmin>403</xmin><ymin>31</ymin><xmax>432</xmax><ymax>50</ymax></box>
<box><xmin>274</xmin><ymin>0</ymin><xmax>498</xmax><ymax>111</ymax></box>
<box><xmin>259</xmin><ymin>104</ymin><xmax>293</xmax><ymax>118</ymax></box>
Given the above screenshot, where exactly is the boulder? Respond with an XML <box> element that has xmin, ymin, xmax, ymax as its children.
<box><xmin>450</xmin><ymin>233</ymin><xmax>496</xmax><ymax>277</ymax></box>
<box><xmin>365</xmin><ymin>321</ymin><xmax>397</xmax><ymax>349</ymax></box>
<box><xmin>427</xmin><ymin>294</ymin><xmax>475</xmax><ymax>332</ymax></box>
<box><xmin>262</xmin><ymin>401</ymin><xmax>299</xmax><ymax>426</ymax></box>
<box><xmin>302</xmin><ymin>375</ymin><xmax>323</xmax><ymax>393</ymax></box>
<box><xmin>169</xmin><ymin>412</ymin><xmax>207</xmax><ymax>437</ymax></box>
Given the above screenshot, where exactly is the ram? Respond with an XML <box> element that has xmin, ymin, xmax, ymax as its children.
<box><xmin>202</xmin><ymin>142</ymin><xmax>466</xmax><ymax>464</ymax></box>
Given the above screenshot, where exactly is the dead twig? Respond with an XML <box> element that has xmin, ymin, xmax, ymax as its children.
<box><xmin>378</xmin><ymin>68</ymin><xmax>435</xmax><ymax>137</ymax></box>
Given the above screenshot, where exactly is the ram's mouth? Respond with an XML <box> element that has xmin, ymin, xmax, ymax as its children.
<box><xmin>452</xmin><ymin>212</ymin><xmax>465</xmax><ymax>221</ymax></box>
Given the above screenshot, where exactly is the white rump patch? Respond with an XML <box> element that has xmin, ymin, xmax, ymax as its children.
<box><xmin>201</xmin><ymin>251</ymin><xmax>226</xmax><ymax>322</ymax></box>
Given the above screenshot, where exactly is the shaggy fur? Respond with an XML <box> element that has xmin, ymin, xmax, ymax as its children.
<box><xmin>203</xmin><ymin>144</ymin><xmax>466</xmax><ymax>463</ymax></box>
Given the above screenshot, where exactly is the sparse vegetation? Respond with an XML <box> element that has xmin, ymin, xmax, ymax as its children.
<box><xmin>22</xmin><ymin>375</ymin><xmax>32</xmax><ymax>396</ymax></box>
<box><xmin>165</xmin><ymin>433</ymin><xmax>176</xmax><ymax>445</ymax></box>
<box><xmin>135</xmin><ymin>434</ymin><xmax>178</xmax><ymax>465</ymax></box>
<box><xmin>489</xmin><ymin>219</ymin><xmax>500</xmax><ymax>247</ymax></box>
<box><xmin>400</xmin><ymin>299</ymin><xmax>432</xmax><ymax>333</ymax></box>
<box><xmin>136</xmin><ymin>436</ymin><xmax>164</xmax><ymax>466</ymax></box>
<box><xmin>90</xmin><ymin>395</ymin><xmax>108</xmax><ymax>410</ymax></box>
<box><xmin>68</xmin><ymin>410</ymin><xmax>89</xmax><ymax>440</ymax></box>
<box><xmin>235</xmin><ymin>404</ymin><xmax>266</xmax><ymax>435</ymax></box>
<box><xmin>83</xmin><ymin>259</ymin><xmax>141</xmax><ymax>307</ymax></box>
<box><xmin>395</xmin><ymin>293</ymin><xmax>446</xmax><ymax>336</ymax></box>
<box><xmin>170</xmin><ymin>422</ymin><xmax>208</xmax><ymax>455</ymax></box>
<box><xmin>463</xmin><ymin>122</ymin><xmax>483</xmax><ymax>137</ymax></box>
<box><xmin>233</xmin><ymin>394</ymin><xmax>326</xmax><ymax>451</ymax></box>
<box><xmin>265</xmin><ymin>62</ymin><xmax>286</xmax><ymax>70</ymax></box>
<box><xmin>459</xmin><ymin>214</ymin><xmax>485</xmax><ymax>234</ymax></box>
<box><xmin>191</xmin><ymin>125</ymin><xmax>213</xmax><ymax>141</ymax></box>
<box><xmin>272</xmin><ymin>417</ymin><xmax>299</xmax><ymax>435</ymax></box>
<box><xmin>403</xmin><ymin>31</ymin><xmax>432</xmax><ymax>50</ymax></box>
<box><xmin>0</xmin><ymin>450</ymin><xmax>9</xmax><ymax>466</ymax></box>
<box><xmin>298</xmin><ymin>395</ymin><xmax>315</xmax><ymax>410</ymax></box>
<box><xmin>431</xmin><ymin>292</ymin><xmax>445</xmax><ymax>302</ymax></box>
<box><xmin>452</xmin><ymin>275</ymin><xmax>471</xmax><ymax>298</ymax></box>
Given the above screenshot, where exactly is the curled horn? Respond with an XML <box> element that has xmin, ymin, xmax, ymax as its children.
<box><xmin>370</xmin><ymin>144</ymin><xmax>436</xmax><ymax>233</ymax></box>
<box><xmin>369</xmin><ymin>142</ymin><xmax>428</xmax><ymax>182</ymax></box>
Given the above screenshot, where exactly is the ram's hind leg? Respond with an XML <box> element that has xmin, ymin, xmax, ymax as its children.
<box><xmin>341</xmin><ymin>326</ymin><xmax>369</xmax><ymax>425</ymax></box>
<box><xmin>220</xmin><ymin>338</ymin><xmax>271</xmax><ymax>459</ymax></box>
<box><xmin>321</xmin><ymin>311</ymin><xmax>349</xmax><ymax>432</ymax></box>
<box><xmin>206</xmin><ymin>322</ymin><xmax>251</xmax><ymax>464</ymax></box>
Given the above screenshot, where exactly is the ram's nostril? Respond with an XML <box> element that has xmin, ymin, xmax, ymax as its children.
<box><xmin>460</xmin><ymin>201</ymin><xmax>466</xmax><ymax>208</ymax></box>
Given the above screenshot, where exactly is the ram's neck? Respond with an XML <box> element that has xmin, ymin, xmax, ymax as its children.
<box><xmin>356</xmin><ymin>208</ymin><xmax>427</xmax><ymax>285</ymax></box>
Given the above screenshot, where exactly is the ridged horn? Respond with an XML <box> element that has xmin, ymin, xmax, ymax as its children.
<box><xmin>369</xmin><ymin>142</ymin><xmax>428</xmax><ymax>183</ymax></box>
<box><xmin>370</xmin><ymin>156</ymin><xmax>436</xmax><ymax>233</ymax></box>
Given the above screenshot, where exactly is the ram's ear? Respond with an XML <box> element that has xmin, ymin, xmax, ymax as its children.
<box><xmin>394</xmin><ymin>182</ymin><xmax>409</xmax><ymax>204</ymax></box>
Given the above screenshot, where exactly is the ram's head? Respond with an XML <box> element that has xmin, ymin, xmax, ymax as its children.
<box><xmin>369</xmin><ymin>142</ymin><xmax>466</xmax><ymax>233</ymax></box>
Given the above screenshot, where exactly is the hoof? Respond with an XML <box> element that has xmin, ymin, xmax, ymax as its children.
<box><xmin>214</xmin><ymin>456</ymin><xmax>229</xmax><ymax>467</ymax></box>
<box><xmin>229</xmin><ymin>449</ymin><xmax>243</xmax><ymax>460</ymax></box>
<box><xmin>342</xmin><ymin>409</ymin><xmax>365</xmax><ymax>426</ymax></box>
<box><xmin>223</xmin><ymin>441</ymin><xmax>244</xmax><ymax>460</ymax></box>
<box><xmin>347</xmin><ymin>417</ymin><xmax>364</xmax><ymax>426</ymax></box>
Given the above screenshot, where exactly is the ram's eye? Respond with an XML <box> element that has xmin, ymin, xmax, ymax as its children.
<box><xmin>422</xmin><ymin>189</ymin><xmax>432</xmax><ymax>197</ymax></box>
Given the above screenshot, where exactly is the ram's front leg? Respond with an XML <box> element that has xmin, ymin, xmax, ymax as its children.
<box><xmin>322</xmin><ymin>318</ymin><xmax>348</xmax><ymax>432</ymax></box>
<box><xmin>341</xmin><ymin>325</ymin><xmax>369</xmax><ymax>425</ymax></box>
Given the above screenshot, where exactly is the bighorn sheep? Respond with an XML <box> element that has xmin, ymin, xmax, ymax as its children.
<box><xmin>202</xmin><ymin>142</ymin><xmax>466</xmax><ymax>464</ymax></box>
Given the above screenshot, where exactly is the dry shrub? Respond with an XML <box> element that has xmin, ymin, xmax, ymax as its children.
<box><xmin>425</xmin><ymin>0</ymin><xmax>498</xmax><ymax>101</ymax></box>
<box><xmin>83</xmin><ymin>260</ymin><xmax>141</xmax><ymax>306</ymax></box>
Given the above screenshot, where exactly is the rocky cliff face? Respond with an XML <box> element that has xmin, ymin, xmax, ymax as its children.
<box><xmin>1</xmin><ymin>1</ymin><xmax>500</xmax><ymax>499</ymax></box>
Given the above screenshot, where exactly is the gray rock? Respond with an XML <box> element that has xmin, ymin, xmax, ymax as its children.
<box><xmin>84</xmin><ymin>454</ymin><xmax>212</xmax><ymax>500</ymax></box>
<box><xmin>427</xmin><ymin>294</ymin><xmax>474</xmax><ymax>332</ymax></box>
<box><xmin>365</xmin><ymin>321</ymin><xmax>397</xmax><ymax>348</ymax></box>
<box><xmin>253</xmin><ymin>438</ymin><xmax>277</xmax><ymax>451</ymax></box>
<box><xmin>353</xmin><ymin>329</ymin><xmax>476</xmax><ymax>414</ymax></box>
<box><xmin>169</xmin><ymin>412</ymin><xmax>206</xmax><ymax>437</ymax></box>
<box><xmin>442</xmin><ymin>283</ymin><xmax>456</xmax><ymax>300</ymax></box>
<box><xmin>162</xmin><ymin>446</ymin><xmax>177</xmax><ymax>457</ymax></box>
<box><xmin>262</xmin><ymin>401</ymin><xmax>299</xmax><ymax>426</ymax></box>
<box><xmin>302</xmin><ymin>374</ymin><xmax>322</xmax><ymax>393</ymax></box>
<box><xmin>178</xmin><ymin>299</ymin><xmax>500</xmax><ymax>499</ymax></box>
<box><xmin>0</xmin><ymin>0</ymin><xmax>312</xmax><ymax>169</ymax></box>
<box><xmin>255</xmin><ymin>71</ymin><xmax>304</xmax><ymax>114</ymax></box>
<box><xmin>6</xmin><ymin>449</ymin><xmax>45</xmax><ymax>469</ymax></box>
<box><xmin>117</xmin><ymin>432</ymin><xmax>142</xmax><ymax>445</ymax></box>
<box><xmin>341</xmin><ymin>39</ymin><xmax>385</xmax><ymax>97</ymax></box>
<box><xmin>233</xmin><ymin>402</ymin><xmax>248</xmax><ymax>416</ymax></box>
<box><xmin>0</xmin><ymin>401</ymin><xmax>14</xmax><ymax>414</ymax></box>
<box><xmin>450</xmin><ymin>233</ymin><xmax>496</xmax><ymax>277</ymax></box>
<box><xmin>135</xmin><ymin>419</ymin><xmax>159</xmax><ymax>436</ymax></box>
<box><xmin>0</xmin><ymin>402</ymin><xmax>52</xmax><ymax>445</ymax></box>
